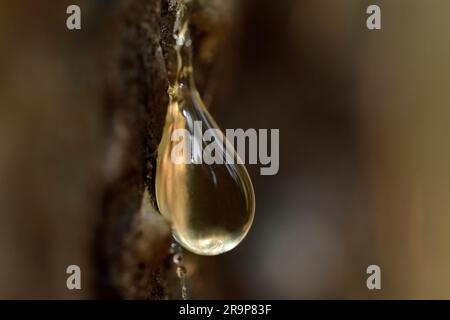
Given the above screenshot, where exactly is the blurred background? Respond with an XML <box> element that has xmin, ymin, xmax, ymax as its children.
<box><xmin>192</xmin><ymin>0</ymin><xmax>450</xmax><ymax>299</ymax></box>
<box><xmin>1</xmin><ymin>0</ymin><xmax>450</xmax><ymax>299</ymax></box>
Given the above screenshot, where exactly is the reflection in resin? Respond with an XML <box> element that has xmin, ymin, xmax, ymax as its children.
<box><xmin>155</xmin><ymin>5</ymin><xmax>255</xmax><ymax>255</ymax></box>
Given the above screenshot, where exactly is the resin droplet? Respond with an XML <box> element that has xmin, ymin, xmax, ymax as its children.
<box><xmin>155</xmin><ymin>7</ymin><xmax>255</xmax><ymax>256</ymax></box>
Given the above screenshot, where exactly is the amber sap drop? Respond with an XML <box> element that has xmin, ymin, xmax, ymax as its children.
<box><xmin>155</xmin><ymin>91</ymin><xmax>255</xmax><ymax>256</ymax></box>
<box><xmin>156</xmin><ymin>8</ymin><xmax>254</xmax><ymax>255</ymax></box>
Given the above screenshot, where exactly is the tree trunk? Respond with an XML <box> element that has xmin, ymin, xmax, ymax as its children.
<box><xmin>0</xmin><ymin>0</ymin><xmax>222</xmax><ymax>299</ymax></box>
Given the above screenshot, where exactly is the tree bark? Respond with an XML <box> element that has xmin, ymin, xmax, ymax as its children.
<box><xmin>0</xmin><ymin>0</ymin><xmax>223</xmax><ymax>299</ymax></box>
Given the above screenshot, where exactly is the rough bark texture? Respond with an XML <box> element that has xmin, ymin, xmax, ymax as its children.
<box><xmin>97</xmin><ymin>0</ymin><xmax>172</xmax><ymax>299</ymax></box>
